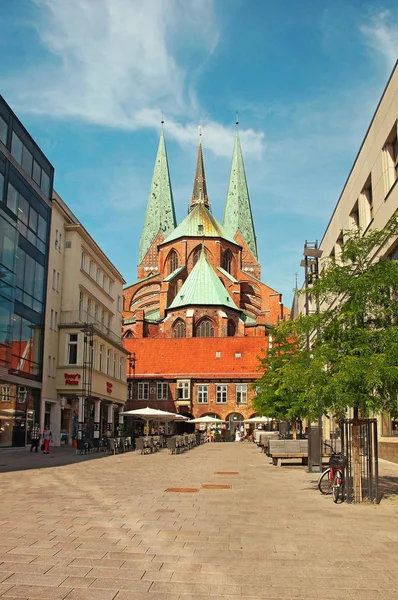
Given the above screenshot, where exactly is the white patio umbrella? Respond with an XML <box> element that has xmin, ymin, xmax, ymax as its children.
<box><xmin>243</xmin><ymin>416</ymin><xmax>272</xmax><ymax>424</ymax></box>
<box><xmin>120</xmin><ymin>406</ymin><xmax>188</xmax><ymax>429</ymax></box>
<box><xmin>188</xmin><ymin>416</ymin><xmax>225</xmax><ymax>424</ymax></box>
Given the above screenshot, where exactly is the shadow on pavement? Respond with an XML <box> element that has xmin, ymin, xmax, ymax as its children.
<box><xmin>378</xmin><ymin>475</ymin><xmax>398</xmax><ymax>500</ymax></box>
<box><xmin>0</xmin><ymin>447</ymin><xmax>131</xmax><ymax>473</ymax></box>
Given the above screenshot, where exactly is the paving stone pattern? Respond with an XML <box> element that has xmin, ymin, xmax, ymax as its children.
<box><xmin>0</xmin><ymin>443</ymin><xmax>398</xmax><ymax>600</ymax></box>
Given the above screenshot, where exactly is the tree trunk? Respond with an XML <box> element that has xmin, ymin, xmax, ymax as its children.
<box><xmin>292</xmin><ymin>421</ymin><xmax>297</xmax><ymax>440</ymax></box>
<box><xmin>352</xmin><ymin>411</ymin><xmax>362</xmax><ymax>503</ymax></box>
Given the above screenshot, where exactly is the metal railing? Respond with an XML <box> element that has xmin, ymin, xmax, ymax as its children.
<box><xmin>60</xmin><ymin>310</ymin><xmax>122</xmax><ymax>344</ymax></box>
<box><xmin>341</xmin><ymin>418</ymin><xmax>379</xmax><ymax>503</ymax></box>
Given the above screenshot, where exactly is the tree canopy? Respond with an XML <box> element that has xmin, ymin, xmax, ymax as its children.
<box><xmin>253</xmin><ymin>217</ymin><xmax>398</xmax><ymax>421</ymax></box>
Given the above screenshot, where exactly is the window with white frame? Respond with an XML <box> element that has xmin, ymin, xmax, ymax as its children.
<box><xmin>96</xmin><ymin>267</ymin><xmax>101</xmax><ymax>283</ymax></box>
<box><xmin>87</xmin><ymin>298</ymin><xmax>92</xmax><ymax>316</ymax></box>
<box><xmin>52</xmin><ymin>269</ymin><xmax>56</xmax><ymax>290</ymax></box>
<box><xmin>17</xmin><ymin>386</ymin><xmax>27</xmax><ymax>403</ymax></box>
<box><xmin>113</xmin><ymin>353</ymin><xmax>117</xmax><ymax>377</ymax></box>
<box><xmin>106</xmin><ymin>348</ymin><xmax>111</xmax><ymax>374</ymax></box>
<box><xmin>138</xmin><ymin>382</ymin><xmax>149</xmax><ymax>400</ymax></box>
<box><xmin>157</xmin><ymin>382</ymin><xmax>168</xmax><ymax>400</ymax></box>
<box><xmin>216</xmin><ymin>384</ymin><xmax>227</xmax><ymax>403</ymax></box>
<box><xmin>81</xmin><ymin>251</ymin><xmax>86</xmax><ymax>269</ymax></box>
<box><xmin>1</xmin><ymin>385</ymin><xmax>11</xmax><ymax>402</ymax></box>
<box><xmin>236</xmin><ymin>384</ymin><xmax>248</xmax><ymax>404</ymax></box>
<box><xmin>55</xmin><ymin>229</ymin><xmax>59</xmax><ymax>250</ymax></box>
<box><xmin>99</xmin><ymin>344</ymin><xmax>104</xmax><ymax>372</ymax></box>
<box><xmin>68</xmin><ymin>334</ymin><xmax>78</xmax><ymax>365</ymax></box>
<box><xmin>119</xmin><ymin>356</ymin><xmax>123</xmax><ymax>380</ymax></box>
<box><xmin>59</xmin><ymin>232</ymin><xmax>62</xmax><ymax>252</ymax></box>
<box><xmin>117</xmin><ymin>295</ymin><xmax>121</xmax><ymax>312</ymax></box>
<box><xmin>50</xmin><ymin>308</ymin><xmax>54</xmax><ymax>330</ymax></box>
<box><xmin>56</xmin><ymin>271</ymin><xmax>60</xmax><ymax>292</ymax></box>
<box><xmin>177</xmin><ymin>380</ymin><xmax>190</xmax><ymax>400</ymax></box>
<box><xmin>197</xmin><ymin>384</ymin><xmax>208</xmax><ymax>404</ymax></box>
<box><xmin>48</xmin><ymin>355</ymin><xmax>52</xmax><ymax>377</ymax></box>
<box><xmin>54</xmin><ymin>311</ymin><xmax>58</xmax><ymax>329</ymax></box>
<box><xmin>52</xmin><ymin>357</ymin><xmax>56</xmax><ymax>378</ymax></box>
<box><xmin>79</xmin><ymin>291</ymin><xmax>83</xmax><ymax>320</ymax></box>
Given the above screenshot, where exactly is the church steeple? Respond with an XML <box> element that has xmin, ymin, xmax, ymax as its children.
<box><xmin>138</xmin><ymin>125</ymin><xmax>177</xmax><ymax>264</ymax></box>
<box><xmin>223</xmin><ymin>126</ymin><xmax>258</xmax><ymax>260</ymax></box>
<box><xmin>189</xmin><ymin>128</ymin><xmax>210</xmax><ymax>212</ymax></box>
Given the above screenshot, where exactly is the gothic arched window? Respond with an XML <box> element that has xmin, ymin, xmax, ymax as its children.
<box><xmin>222</xmin><ymin>249</ymin><xmax>232</xmax><ymax>274</ymax></box>
<box><xmin>227</xmin><ymin>320</ymin><xmax>235</xmax><ymax>337</ymax></box>
<box><xmin>168</xmin><ymin>250</ymin><xmax>178</xmax><ymax>274</ymax></box>
<box><xmin>173</xmin><ymin>319</ymin><xmax>186</xmax><ymax>338</ymax></box>
<box><xmin>196</xmin><ymin>319</ymin><xmax>215</xmax><ymax>338</ymax></box>
<box><xmin>193</xmin><ymin>248</ymin><xmax>201</xmax><ymax>266</ymax></box>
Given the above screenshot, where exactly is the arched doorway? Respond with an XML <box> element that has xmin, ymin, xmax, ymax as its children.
<box><xmin>226</xmin><ymin>413</ymin><xmax>244</xmax><ymax>441</ymax></box>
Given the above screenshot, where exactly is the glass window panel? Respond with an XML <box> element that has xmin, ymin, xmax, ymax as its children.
<box><xmin>17</xmin><ymin>222</ymin><xmax>27</xmax><ymax>238</ymax></box>
<box><xmin>33</xmin><ymin>263</ymin><xmax>44</xmax><ymax>302</ymax></box>
<box><xmin>27</xmin><ymin>229</ymin><xmax>37</xmax><ymax>246</ymax></box>
<box><xmin>24</xmin><ymin>255</ymin><xmax>35</xmax><ymax>296</ymax></box>
<box><xmin>23</xmin><ymin>292</ymin><xmax>33</xmax><ymax>308</ymax></box>
<box><xmin>36</xmin><ymin>239</ymin><xmax>45</xmax><ymax>254</ymax></box>
<box><xmin>0</xmin><ymin>116</ymin><xmax>7</xmax><ymax>145</ymax></box>
<box><xmin>15</xmin><ymin>288</ymin><xmax>22</xmax><ymax>302</ymax></box>
<box><xmin>37</xmin><ymin>215</ymin><xmax>47</xmax><ymax>241</ymax></box>
<box><xmin>11</xmin><ymin>132</ymin><xmax>23</xmax><ymax>163</ymax></box>
<box><xmin>40</xmin><ymin>170</ymin><xmax>50</xmax><ymax>196</ymax></box>
<box><xmin>0</xmin><ymin>296</ymin><xmax>13</xmax><ymax>345</ymax></box>
<box><xmin>6</xmin><ymin>183</ymin><xmax>18</xmax><ymax>215</ymax></box>
<box><xmin>29</xmin><ymin>207</ymin><xmax>38</xmax><ymax>232</ymax></box>
<box><xmin>32</xmin><ymin>160</ymin><xmax>41</xmax><ymax>185</ymax></box>
<box><xmin>0</xmin><ymin>216</ymin><xmax>18</xmax><ymax>273</ymax></box>
<box><xmin>33</xmin><ymin>299</ymin><xmax>42</xmax><ymax>313</ymax></box>
<box><xmin>18</xmin><ymin>194</ymin><xmax>29</xmax><ymax>225</ymax></box>
<box><xmin>0</xmin><ymin>172</ymin><xmax>4</xmax><ymax>202</ymax></box>
<box><xmin>21</xmin><ymin>146</ymin><xmax>33</xmax><ymax>176</ymax></box>
<box><xmin>11</xmin><ymin>314</ymin><xmax>22</xmax><ymax>343</ymax></box>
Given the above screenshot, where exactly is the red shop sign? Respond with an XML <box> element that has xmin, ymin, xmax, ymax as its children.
<box><xmin>64</xmin><ymin>373</ymin><xmax>81</xmax><ymax>386</ymax></box>
<box><xmin>106</xmin><ymin>382</ymin><xmax>113</xmax><ymax>394</ymax></box>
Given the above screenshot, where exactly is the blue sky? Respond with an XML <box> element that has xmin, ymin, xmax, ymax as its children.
<box><xmin>1</xmin><ymin>0</ymin><xmax>397</xmax><ymax>306</ymax></box>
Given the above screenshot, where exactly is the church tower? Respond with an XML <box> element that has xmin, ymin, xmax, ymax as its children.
<box><xmin>137</xmin><ymin>126</ymin><xmax>176</xmax><ymax>279</ymax></box>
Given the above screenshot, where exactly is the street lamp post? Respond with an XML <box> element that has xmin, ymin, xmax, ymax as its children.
<box><xmin>301</xmin><ymin>241</ymin><xmax>323</xmax><ymax>473</ymax></box>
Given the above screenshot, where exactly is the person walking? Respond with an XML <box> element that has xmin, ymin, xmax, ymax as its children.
<box><xmin>30</xmin><ymin>422</ymin><xmax>41</xmax><ymax>452</ymax></box>
<box><xmin>42</xmin><ymin>426</ymin><xmax>52</xmax><ymax>454</ymax></box>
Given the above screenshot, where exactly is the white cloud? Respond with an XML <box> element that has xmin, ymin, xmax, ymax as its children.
<box><xmin>360</xmin><ymin>10</ymin><xmax>398</xmax><ymax>70</ymax></box>
<box><xmin>3</xmin><ymin>0</ymin><xmax>264</xmax><ymax>158</ymax></box>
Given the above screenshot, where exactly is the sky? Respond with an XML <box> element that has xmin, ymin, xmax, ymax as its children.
<box><xmin>1</xmin><ymin>0</ymin><xmax>397</xmax><ymax>306</ymax></box>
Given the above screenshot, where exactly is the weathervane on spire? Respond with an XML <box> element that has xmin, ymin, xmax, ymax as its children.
<box><xmin>236</xmin><ymin>111</ymin><xmax>239</xmax><ymax>126</ymax></box>
<box><xmin>198</xmin><ymin>124</ymin><xmax>202</xmax><ymax>138</ymax></box>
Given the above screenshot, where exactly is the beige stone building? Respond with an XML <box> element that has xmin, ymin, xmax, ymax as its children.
<box><xmin>41</xmin><ymin>192</ymin><xmax>128</xmax><ymax>445</ymax></box>
<box><xmin>293</xmin><ymin>61</ymin><xmax>398</xmax><ymax>459</ymax></box>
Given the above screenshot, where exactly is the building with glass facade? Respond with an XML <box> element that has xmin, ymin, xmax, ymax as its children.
<box><xmin>0</xmin><ymin>95</ymin><xmax>54</xmax><ymax>447</ymax></box>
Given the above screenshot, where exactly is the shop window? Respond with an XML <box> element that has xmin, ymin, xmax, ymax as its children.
<box><xmin>173</xmin><ymin>319</ymin><xmax>186</xmax><ymax>338</ymax></box>
<box><xmin>236</xmin><ymin>384</ymin><xmax>248</xmax><ymax>404</ymax></box>
<box><xmin>68</xmin><ymin>334</ymin><xmax>78</xmax><ymax>365</ymax></box>
<box><xmin>197</xmin><ymin>385</ymin><xmax>208</xmax><ymax>404</ymax></box>
<box><xmin>177</xmin><ymin>380</ymin><xmax>190</xmax><ymax>400</ymax></box>
<box><xmin>216</xmin><ymin>384</ymin><xmax>227</xmax><ymax>404</ymax></box>
<box><xmin>196</xmin><ymin>319</ymin><xmax>214</xmax><ymax>338</ymax></box>
<box><xmin>138</xmin><ymin>382</ymin><xmax>149</xmax><ymax>400</ymax></box>
<box><xmin>157</xmin><ymin>382</ymin><xmax>168</xmax><ymax>400</ymax></box>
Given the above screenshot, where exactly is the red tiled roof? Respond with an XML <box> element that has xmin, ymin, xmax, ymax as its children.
<box><xmin>124</xmin><ymin>337</ymin><xmax>268</xmax><ymax>379</ymax></box>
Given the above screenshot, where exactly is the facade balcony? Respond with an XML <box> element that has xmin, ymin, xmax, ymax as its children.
<box><xmin>175</xmin><ymin>398</ymin><xmax>192</xmax><ymax>408</ymax></box>
<box><xmin>60</xmin><ymin>310</ymin><xmax>122</xmax><ymax>347</ymax></box>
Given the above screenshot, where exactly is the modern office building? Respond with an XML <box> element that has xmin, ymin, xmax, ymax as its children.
<box><xmin>0</xmin><ymin>95</ymin><xmax>54</xmax><ymax>447</ymax></box>
<box><xmin>292</xmin><ymin>61</ymin><xmax>398</xmax><ymax>459</ymax></box>
<box><xmin>122</xmin><ymin>127</ymin><xmax>289</xmax><ymax>435</ymax></box>
<box><xmin>41</xmin><ymin>192</ymin><xmax>128</xmax><ymax>445</ymax></box>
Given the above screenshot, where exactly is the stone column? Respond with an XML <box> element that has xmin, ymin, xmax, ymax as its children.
<box><xmin>78</xmin><ymin>396</ymin><xmax>84</xmax><ymax>440</ymax></box>
<box><xmin>118</xmin><ymin>407</ymin><xmax>124</xmax><ymax>435</ymax></box>
<box><xmin>94</xmin><ymin>400</ymin><xmax>101</xmax><ymax>438</ymax></box>
<box><xmin>107</xmin><ymin>404</ymin><xmax>114</xmax><ymax>434</ymax></box>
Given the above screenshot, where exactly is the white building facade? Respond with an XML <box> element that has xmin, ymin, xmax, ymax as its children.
<box><xmin>41</xmin><ymin>192</ymin><xmax>128</xmax><ymax>445</ymax></box>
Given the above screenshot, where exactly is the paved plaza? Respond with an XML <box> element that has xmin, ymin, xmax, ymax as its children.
<box><xmin>0</xmin><ymin>443</ymin><xmax>398</xmax><ymax>600</ymax></box>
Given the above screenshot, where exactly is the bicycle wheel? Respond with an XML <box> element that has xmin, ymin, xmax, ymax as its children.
<box><xmin>332</xmin><ymin>469</ymin><xmax>344</xmax><ymax>504</ymax></box>
<box><xmin>318</xmin><ymin>469</ymin><xmax>333</xmax><ymax>495</ymax></box>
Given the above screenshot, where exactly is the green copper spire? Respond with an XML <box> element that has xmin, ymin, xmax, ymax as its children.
<box><xmin>138</xmin><ymin>127</ymin><xmax>177</xmax><ymax>263</ymax></box>
<box><xmin>168</xmin><ymin>249</ymin><xmax>238</xmax><ymax>311</ymax></box>
<box><xmin>222</xmin><ymin>128</ymin><xmax>258</xmax><ymax>259</ymax></box>
<box><xmin>189</xmin><ymin>130</ymin><xmax>210</xmax><ymax>212</ymax></box>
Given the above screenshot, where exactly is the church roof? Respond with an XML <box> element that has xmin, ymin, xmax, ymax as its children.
<box><xmin>138</xmin><ymin>129</ymin><xmax>177</xmax><ymax>263</ymax></box>
<box><xmin>168</xmin><ymin>250</ymin><xmax>240</xmax><ymax>312</ymax></box>
<box><xmin>223</xmin><ymin>129</ymin><xmax>258</xmax><ymax>259</ymax></box>
<box><xmin>162</xmin><ymin>202</ymin><xmax>238</xmax><ymax>246</ymax></box>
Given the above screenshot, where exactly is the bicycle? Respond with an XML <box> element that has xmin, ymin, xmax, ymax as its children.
<box><xmin>318</xmin><ymin>442</ymin><xmax>347</xmax><ymax>503</ymax></box>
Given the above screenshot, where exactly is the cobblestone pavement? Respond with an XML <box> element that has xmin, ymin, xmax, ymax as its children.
<box><xmin>0</xmin><ymin>443</ymin><xmax>398</xmax><ymax>600</ymax></box>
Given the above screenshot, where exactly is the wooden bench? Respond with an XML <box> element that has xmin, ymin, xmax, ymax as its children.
<box><xmin>268</xmin><ymin>439</ymin><xmax>309</xmax><ymax>466</ymax></box>
<box><xmin>268</xmin><ymin>439</ymin><xmax>342</xmax><ymax>466</ymax></box>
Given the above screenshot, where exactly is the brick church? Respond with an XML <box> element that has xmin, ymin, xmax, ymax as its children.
<box><xmin>122</xmin><ymin>126</ymin><xmax>289</xmax><ymax>432</ymax></box>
